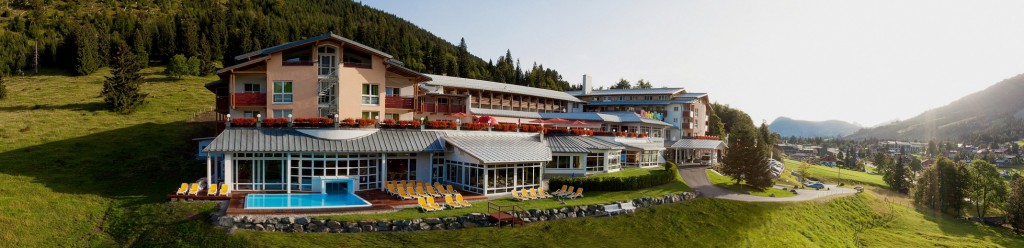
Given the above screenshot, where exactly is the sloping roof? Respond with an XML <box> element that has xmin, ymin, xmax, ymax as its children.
<box><xmin>546</xmin><ymin>136</ymin><xmax>625</xmax><ymax>153</ymax></box>
<box><xmin>667</xmin><ymin>139</ymin><xmax>725</xmax><ymax>150</ymax></box>
<box><xmin>614</xmin><ymin>140</ymin><xmax>667</xmax><ymax>151</ymax></box>
<box><xmin>385</xmin><ymin>59</ymin><xmax>430</xmax><ymax>81</ymax></box>
<box><xmin>678</xmin><ymin>92</ymin><xmax>708</xmax><ymax>98</ymax></box>
<box><xmin>444</xmin><ymin>132</ymin><xmax>551</xmax><ymax>164</ymax></box>
<box><xmin>582</xmin><ymin>100</ymin><xmax>696</xmax><ymax>106</ymax></box>
<box><xmin>565</xmin><ymin>88</ymin><xmax>685</xmax><ymax>96</ymax></box>
<box><xmin>468</xmin><ymin>107</ymin><xmax>542</xmax><ymax>119</ymax></box>
<box><xmin>204</xmin><ymin>128</ymin><xmax>445</xmax><ymax>153</ymax></box>
<box><xmin>216</xmin><ymin>55</ymin><xmax>270</xmax><ymax>74</ymax></box>
<box><xmin>234</xmin><ymin>32</ymin><xmax>393</xmax><ymax>61</ymax></box>
<box><xmin>540</xmin><ymin>112</ymin><xmax>671</xmax><ymax>126</ymax></box>
<box><xmin>423</xmin><ymin>74</ymin><xmax>584</xmax><ymax>103</ymax></box>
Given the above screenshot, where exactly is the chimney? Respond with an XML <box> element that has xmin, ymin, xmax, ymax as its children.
<box><xmin>582</xmin><ymin>74</ymin><xmax>593</xmax><ymax>95</ymax></box>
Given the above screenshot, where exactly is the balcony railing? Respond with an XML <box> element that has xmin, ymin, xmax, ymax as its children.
<box><xmin>234</xmin><ymin>92</ymin><xmax>266</xmax><ymax>106</ymax></box>
<box><xmin>385</xmin><ymin>96</ymin><xmax>414</xmax><ymax>109</ymax></box>
<box><xmin>419</xmin><ymin>103</ymin><xmax>466</xmax><ymax>114</ymax></box>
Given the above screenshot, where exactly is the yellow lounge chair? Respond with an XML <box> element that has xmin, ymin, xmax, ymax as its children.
<box><xmin>218</xmin><ymin>183</ymin><xmax>231</xmax><ymax>196</ymax></box>
<box><xmin>456</xmin><ymin>194</ymin><xmax>472</xmax><ymax>207</ymax></box>
<box><xmin>416</xmin><ymin>185</ymin><xmax>429</xmax><ymax>198</ymax></box>
<box><xmin>522</xmin><ymin>189</ymin><xmax>538</xmax><ymax>200</ymax></box>
<box><xmin>187</xmin><ymin>183</ymin><xmax>201</xmax><ymax>195</ymax></box>
<box><xmin>446</xmin><ymin>185</ymin><xmax>458</xmax><ymax>195</ymax></box>
<box><xmin>207</xmin><ymin>183</ymin><xmax>219</xmax><ymax>196</ymax></box>
<box><xmin>385</xmin><ymin>183</ymin><xmax>398</xmax><ymax>195</ymax></box>
<box><xmin>511</xmin><ymin>189</ymin><xmax>528</xmax><ymax>201</ymax></box>
<box><xmin>409</xmin><ymin>185</ymin><xmax>426</xmax><ymax>198</ymax></box>
<box><xmin>531</xmin><ymin>188</ymin><xmax>549</xmax><ymax>199</ymax></box>
<box><xmin>565</xmin><ymin>188</ymin><xmax>584</xmax><ymax>199</ymax></box>
<box><xmin>538</xmin><ymin>188</ymin><xmax>554</xmax><ymax>198</ymax></box>
<box><xmin>426</xmin><ymin>197</ymin><xmax>444</xmax><ymax>210</ymax></box>
<box><xmin>425</xmin><ymin>185</ymin><xmax>443</xmax><ymax>197</ymax></box>
<box><xmin>555</xmin><ymin>186</ymin><xmax>575</xmax><ymax>197</ymax></box>
<box><xmin>551</xmin><ymin>185</ymin><xmax>568</xmax><ymax>195</ymax></box>
<box><xmin>417</xmin><ymin>197</ymin><xmax>438</xmax><ymax>212</ymax></box>
<box><xmin>175</xmin><ymin>183</ymin><xmax>188</xmax><ymax>195</ymax></box>
<box><xmin>396</xmin><ymin>187</ymin><xmax>414</xmax><ymax>200</ymax></box>
<box><xmin>444</xmin><ymin>194</ymin><xmax>463</xmax><ymax>208</ymax></box>
<box><xmin>433</xmin><ymin>182</ymin><xmax>447</xmax><ymax>194</ymax></box>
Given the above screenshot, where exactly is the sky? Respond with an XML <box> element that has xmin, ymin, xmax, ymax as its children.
<box><xmin>362</xmin><ymin>0</ymin><xmax>1024</xmax><ymax>127</ymax></box>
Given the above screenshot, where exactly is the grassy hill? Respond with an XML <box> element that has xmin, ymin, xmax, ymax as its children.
<box><xmin>2</xmin><ymin>71</ymin><xmax>1022</xmax><ymax>246</ymax></box>
<box><xmin>783</xmin><ymin>159</ymin><xmax>888</xmax><ymax>188</ymax></box>
<box><xmin>769</xmin><ymin>116</ymin><xmax>862</xmax><ymax>138</ymax></box>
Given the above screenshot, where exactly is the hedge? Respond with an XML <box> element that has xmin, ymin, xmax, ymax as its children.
<box><xmin>548</xmin><ymin>162</ymin><xmax>679</xmax><ymax>192</ymax></box>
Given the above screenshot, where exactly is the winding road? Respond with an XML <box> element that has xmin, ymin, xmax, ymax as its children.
<box><xmin>678</xmin><ymin>165</ymin><xmax>858</xmax><ymax>202</ymax></box>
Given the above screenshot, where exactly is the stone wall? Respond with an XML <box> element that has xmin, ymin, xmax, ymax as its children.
<box><xmin>212</xmin><ymin>192</ymin><xmax>698</xmax><ymax>234</ymax></box>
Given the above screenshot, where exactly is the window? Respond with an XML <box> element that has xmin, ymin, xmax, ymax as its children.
<box><xmin>243</xmin><ymin>111</ymin><xmax>260</xmax><ymax>118</ymax></box>
<box><xmin>438</xmin><ymin>98</ymin><xmax>449</xmax><ymax>104</ymax></box>
<box><xmin>385</xmin><ymin>113</ymin><xmax>399</xmax><ymax>120</ymax></box>
<box><xmin>362</xmin><ymin>111</ymin><xmax>379</xmax><ymax>120</ymax></box>
<box><xmin>273</xmin><ymin>109</ymin><xmax>292</xmax><ymax>118</ymax></box>
<box><xmin>343</xmin><ymin>49</ymin><xmax>372</xmax><ymax>68</ymax></box>
<box><xmin>244</xmin><ymin>83</ymin><xmax>261</xmax><ymax>92</ymax></box>
<box><xmin>618</xmin><ymin>96</ymin><xmax>624</xmax><ymax>101</ymax></box>
<box><xmin>273</xmin><ymin>81</ymin><xmax>293</xmax><ymax>103</ymax></box>
<box><xmin>361</xmin><ymin>84</ymin><xmax>379</xmax><ymax>105</ymax></box>
<box><xmin>673</xmin><ymin>106</ymin><xmax>679</xmax><ymax>111</ymax></box>
<box><xmin>282</xmin><ymin>48</ymin><xmax>313</xmax><ymax>65</ymax></box>
<box><xmin>602</xmin><ymin>96</ymin><xmax>611</xmax><ymax>102</ymax></box>
<box><xmin>317</xmin><ymin>46</ymin><xmax>337</xmax><ymax>76</ymax></box>
<box><xmin>547</xmin><ymin>156</ymin><xmax>581</xmax><ymax>169</ymax></box>
<box><xmin>385</xmin><ymin>87</ymin><xmax>401</xmax><ymax>96</ymax></box>
<box><xmin>644</xmin><ymin>96</ymin><xmax>653</xmax><ymax>100</ymax></box>
<box><xmin>591</xmin><ymin>97</ymin><xmax>598</xmax><ymax>101</ymax></box>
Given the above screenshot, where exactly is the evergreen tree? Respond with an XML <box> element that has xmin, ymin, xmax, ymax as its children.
<box><xmin>967</xmin><ymin>160</ymin><xmax>1007</xmax><ymax>218</ymax></box>
<box><xmin>198</xmin><ymin>34</ymin><xmax>215</xmax><ymax>76</ymax></box>
<box><xmin>70</xmin><ymin>24</ymin><xmax>101</xmax><ymax>76</ymax></box>
<box><xmin>928</xmin><ymin>140</ymin><xmax>938</xmax><ymax>156</ymax></box>
<box><xmin>636</xmin><ymin>79</ymin><xmax>653</xmax><ymax>88</ymax></box>
<box><xmin>457</xmin><ymin>38</ymin><xmax>470</xmax><ymax>78</ymax></box>
<box><xmin>882</xmin><ymin>156</ymin><xmax>913</xmax><ymax>194</ymax></box>
<box><xmin>102</xmin><ymin>42</ymin><xmax>147</xmax><ymax>114</ymax></box>
<box><xmin>913</xmin><ymin>157</ymin><xmax>970</xmax><ymax>216</ymax></box>
<box><xmin>707</xmin><ymin>106</ymin><xmax>726</xmax><ymax>138</ymax></box>
<box><xmin>0</xmin><ymin>73</ymin><xmax>7</xmax><ymax>100</ymax></box>
<box><xmin>721</xmin><ymin>116</ymin><xmax>773</xmax><ymax>190</ymax></box>
<box><xmin>1007</xmin><ymin>176</ymin><xmax>1024</xmax><ymax>234</ymax></box>
<box><xmin>611</xmin><ymin>78</ymin><xmax>631</xmax><ymax>89</ymax></box>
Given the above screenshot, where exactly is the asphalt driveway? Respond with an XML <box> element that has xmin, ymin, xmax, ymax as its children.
<box><xmin>678</xmin><ymin>165</ymin><xmax>858</xmax><ymax>202</ymax></box>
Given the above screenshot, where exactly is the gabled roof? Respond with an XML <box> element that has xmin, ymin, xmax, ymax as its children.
<box><xmin>234</xmin><ymin>32</ymin><xmax>393</xmax><ymax>61</ymax></box>
<box><xmin>540</xmin><ymin>112</ymin><xmax>671</xmax><ymax>126</ymax></box>
<box><xmin>678</xmin><ymin>93</ymin><xmax>708</xmax><ymax>98</ymax></box>
<box><xmin>611</xmin><ymin>140</ymin><xmax>667</xmax><ymax>151</ymax></box>
<box><xmin>443</xmin><ymin>132</ymin><xmax>551</xmax><ymax>164</ymax></box>
<box><xmin>565</xmin><ymin>88</ymin><xmax>685</xmax><ymax>96</ymax></box>
<box><xmin>546</xmin><ymin>136</ymin><xmax>624</xmax><ymax>153</ymax></box>
<box><xmin>203</xmin><ymin>128</ymin><xmax>445</xmax><ymax>153</ymax></box>
<box><xmin>423</xmin><ymin>74</ymin><xmax>584</xmax><ymax>103</ymax></box>
<box><xmin>216</xmin><ymin>55</ymin><xmax>270</xmax><ymax>74</ymax></box>
<box><xmin>384</xmin><ymin>59</ymin><xmax>430</xmax><ymax>82</ymax></box>
<box><xmin>667</xmin><ymin>139</ymin><xmax>726</xmax><ymax>150</ymax></box>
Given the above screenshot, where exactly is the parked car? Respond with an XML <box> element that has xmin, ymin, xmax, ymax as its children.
<box><xmin>700</xmin><ymin>154</ymin><xmax>717</xmax><ymax>166</ymax></box>
<box><xmin>803</xmin><ymin>181</ymin><xmax>825</xmax><ymax>189</ymax></box>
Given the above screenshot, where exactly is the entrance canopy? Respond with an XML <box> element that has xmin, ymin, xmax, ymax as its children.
<box><xmin>667</xmin><ymin>139</ymin><xmax>726</xmax><ymax>150</ymax></box>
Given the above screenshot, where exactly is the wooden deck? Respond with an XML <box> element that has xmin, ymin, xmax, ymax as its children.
<box><xmin>219</xmin><ymin>190</ymin><xmax>487</xmax><ymax>215</ymax></box>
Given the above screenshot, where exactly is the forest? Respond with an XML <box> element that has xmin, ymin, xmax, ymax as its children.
<box><xmin>0</xmin><ymin>0</ymin><xmax>580</xmax><ymax>91</ymax></box>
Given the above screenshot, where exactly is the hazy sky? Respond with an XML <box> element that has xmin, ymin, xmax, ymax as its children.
<box><xmin>363</xmin><ymin>0</ymin><xmax>1024</xmax><ymax>127</ymax></box>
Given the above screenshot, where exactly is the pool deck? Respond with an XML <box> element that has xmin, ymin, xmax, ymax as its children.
<box><xmin>220</xmin><ymin>190</ymin><xmax>487</xmax><ymax>215</ymax></box>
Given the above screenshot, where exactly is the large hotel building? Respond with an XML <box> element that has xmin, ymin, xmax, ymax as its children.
<box><xmin>201</xmin><ymin>33</ymin><xmax>725</xmax><ymax>196</ymax></box>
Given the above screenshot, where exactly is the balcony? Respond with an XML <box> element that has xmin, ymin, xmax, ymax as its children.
<box><xmin>385</xmin><ymin>96</ymin><xmax>414</xmax><ymax>109</ymax></box>
<box><xmin>234</xmin><ymin>93</ymin><xmax>266</xmax><ymax>106</ymax></box>
<box><xmin>419</xmin><ymin>103</ymin><xmax>466</xmax><ymax>114</ymax></box>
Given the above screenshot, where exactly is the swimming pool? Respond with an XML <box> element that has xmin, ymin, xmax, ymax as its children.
<box><xmin>244</xmin><ymin>193</ymin><xmax>373</xmax><ymax>209</ymax></box>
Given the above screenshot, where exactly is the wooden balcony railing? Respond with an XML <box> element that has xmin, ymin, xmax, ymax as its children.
<box><xmin>234</xmin><ymin>93</ymin><xmax>266</xmax><ymax>106</ymax></box>
<box><xmin>384</xmin><ymin>96</ymin><xmax>414</xmax><ymax>109</ymax></box>
<box><xmin>419</xmin><ymin>103</ymin><xmax>466</xmax><ymax>114</ymax></box>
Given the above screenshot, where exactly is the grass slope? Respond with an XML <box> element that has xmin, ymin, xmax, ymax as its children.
<box><xmin>239</xmin><ymin>192</ymin><xmax>1024</xmax><ymax>248</ymax></box>
<box><xmin>0</xmin><ymin>68</ymin><xmax>244</xmax><ymax>246</ymax></box>
<box><xmin>783</xmin><ymin>159</ymin><xmax>888</xmax><ymax>188</ymax></box>
<box><xmin>705</xmin><ymin>169</ymin><xmax>795</xmax><ymax>198</ymax></box>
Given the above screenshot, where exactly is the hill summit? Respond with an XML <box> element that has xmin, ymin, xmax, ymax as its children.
<box><xmin>768</xmin><ymin>117</ymin><xmax>861</xmax><ymax>138</ymax></box>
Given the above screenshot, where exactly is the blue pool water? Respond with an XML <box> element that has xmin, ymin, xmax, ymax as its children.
<box><xmin>244</xmin><ymin>193</ymin><xmax>372</xmax><ymax>209</ymax></box>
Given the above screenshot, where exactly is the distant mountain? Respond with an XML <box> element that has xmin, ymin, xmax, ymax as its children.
<box><xmin>768</xmin><ymin>117</ymin><xmax>862</xmax><ymax>138</ymax></box>
<box><xmin>848</xmin><ymin>73</ymin><xmax>1024</xmax><ymax>142</ymax></box>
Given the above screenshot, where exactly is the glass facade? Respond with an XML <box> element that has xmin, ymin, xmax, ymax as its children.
<box><xmin>623</xmin><ymin>150</ymin><xmax>660</xmax><ymax>167</ymax></box>
<box><xmin>230</xmin><ymin>153</ymin><xmax>379</xmax><ymax>192</ymax></box>
<box><xmin>444</xmin><ymin>160</ymin><xmax>543</xmax><ymax>195</ymax></box>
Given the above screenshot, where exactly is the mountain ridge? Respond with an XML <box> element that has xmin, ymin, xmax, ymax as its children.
<box><xmin>768</xmin><ymin>117</ymin><xmax>862</xmax><ymax>138</ymax></box>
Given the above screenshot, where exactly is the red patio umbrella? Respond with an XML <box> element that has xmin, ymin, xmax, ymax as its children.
<box><xmin>476</xmin><ymin>115</ymin><xmax>499</xmax><ymax>125</ymax></box>
<box><xmin>570</xmin><ymin>120</ymin><xmax>588</xmax><ymax>125</ymax></box>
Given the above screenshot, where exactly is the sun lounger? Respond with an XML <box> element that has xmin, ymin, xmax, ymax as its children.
<box><xmin>418</xmin><ymin>197</ymin><xmax>438</xmax><ymax>212</ymax></box>
<box><xmin>538</xmin><ymin>188</ymin><xmax>554</xmax><ymax>198</ymax></box>
<box><xmin>218</xmin><ymin>183</ymin><xmax>230</xmax><ymax>196</ymax></box>
<box><xmin>551</xmin><ymin>185</ymin><xmax>568</xmax><ymax>196</ymax></box>
<box><xmin>521</xmin><ymin>189</ymin><xmax>537</xmax><ymax>200</ymax></box>
<box><xmin>555</xmin><ymin>186</ymin><xmax>575</xmax><ymax>197</ymax></box>
<box><xmin>511</xmin><ymin>189</ymin><xmax>528</xmax><ymax>201</ymax></box>
<box><xmin>416</xmin><ymin>185</ymin><xmax>431</xmax><ymax>198</ymax></box>
<box><xmin>531</xmin><ymin>188</ymin><xmax>549</xmax><ymax>199</ymax></box>
<box><xmin>426</xmin><ymin>196</ymin><xmax>444</xmax><ymax>210</ymax></box>
<box><xmin>396</xmin><ymin>187</ymin><xmax>414</xmax><ymax>200</ymax></box>
<box><xmin>456</xmin><ymin>194</ymin><xmax>472</xmax><ymax>207</ymax></box>
<box><xmin>565</xmin><ymin>188</ymin><xmax>584</xmax><ymax>199</ymax></box>
<box><xmin>446</xmin><ymin>185</ymin><xmax>458</xmax><ymax>195</ymax></box>
<box><xmin>426</xmin><ymin>185</ymin><xmax>444</xmax><ymax>197</ymax></box>
<box><xmin>187</xmin><ymin>183</ymin><xmax>201</xmax><ymax>195</ymax></box>
<box><xmin>620</xmin><ymin>201</ymin><xmax>637</xmax><ymax>214</ymax></box>
<box><xmin>175</xmin><ymin>183</ymin><xmax>188</xmax><ymax>195</ymax></box>
<box><xmin>603</xmin><ymin>204</ymin><xmax>623</xmax><ymax>216</ymax></box>
<box><xmin>207</xmin><ymin>183</ymin><xmax>219</xmax><ymax>196</ymax></box>
<box><xmin>433</xmin><ymin>182</ymin><xmax>447</xmax><ymax>194</ymax></box>
<box><xmin>444</xmin><ymin>194</ymin><xmax>463</xmax><ymax>208</ymax></box>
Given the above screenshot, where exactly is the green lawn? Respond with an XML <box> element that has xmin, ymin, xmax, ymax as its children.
<box><xmin>591</xmin><ymin>167</ymin><xmax>662</xmax><ymax>178</ymax></box>
<box><xmin>705</xmin><ymin>169</ymin><xmax>795</xmax><ymax>198</ymax></box>
<box><xmin>783</xmin><ymin>159</ymin><xmax>888</xmax><ymax>188</ymax></box>
<box><xmin>237</xmin><ymin>191</ymin><xmax>1024</xmax><ymax>248</ymax></box>
<box><xmin>321</xmin><ymin>168</ymin><xmax>689</xmax><ymax>222</ymax></box>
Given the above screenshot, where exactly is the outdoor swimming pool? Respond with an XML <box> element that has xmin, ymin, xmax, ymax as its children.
<box><xmin>244</xmin><ymin>192</ymin><xmax>372</xmax><ymax>209</ymax></box>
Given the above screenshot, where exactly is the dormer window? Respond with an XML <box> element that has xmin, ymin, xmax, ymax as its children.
<box><xmin>282</xmin><ymin>48</ymin><xmax>313</xmax><ymax>66</ymax></box>
<box><xmin>343</xmin><ymin>49</ymin><xmax>372</xmax><ymax>68</ymax></box>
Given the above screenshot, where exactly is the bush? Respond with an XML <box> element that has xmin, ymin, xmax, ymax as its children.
<box><xmin>262</xmin><ymin>117</ymin><xmax>288</xmax><ymax>127</ymax></box>
<box><xmin>230</xmin><ymin>117</ymin><xmax>257</xmax><ymax>127</ymax></box>
<box><xmin>294</xmin><ymin>117</ymin><xmax>333</xmax><ymax>127</ymax></box>
<box><xmin>357</xmin><ymin>118</ymin><xmax>375</xmax><ymax>128</ymax></box>
<box><xmin>461</xmin><ymin>122</ymin><xmax>487</xmax><ymax>130</ymax></box>
<box><xmin>427</xmin><ymin>120</ymin><xmax>457</xmax><ymax>129</ymax></box>
<box><xmin>548</xmin><ymin>163</ymin><xmax>679</xmax><ymax>192</ymax></box>
<box><xmin>492</xmin><ymin>123</ymin><xmax>518</xmax><ymax>132</ymax></box>
<box><xmin>164</xmin><ymin>54</ymin><xmax>200</xmax><ymax>79</ymax></box>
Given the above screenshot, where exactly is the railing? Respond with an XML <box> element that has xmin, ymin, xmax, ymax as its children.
<box><xmin>234</xmin><ymin>93</ymin><xmax>266</xmax><ymax>106</ymax></box>
<box><xmin>418</xmin><ymin>103</ymin><xmax>464</xmax><ymax>114</ymax></box>
<box><xmin>488</xmin><ymin>201</ymin><xmax>526</xmax><ymax>228</ymax></box>
<box><xmin>385</xmin><ymin>96</ymin><xmax>414</xmax><ymax>109</ymax></box>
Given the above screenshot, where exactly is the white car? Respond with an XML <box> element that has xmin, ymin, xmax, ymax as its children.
<box><xmin>700</xmin><ymin>154</ymin><xmax>717</xmax><ymax>166</ymax></box>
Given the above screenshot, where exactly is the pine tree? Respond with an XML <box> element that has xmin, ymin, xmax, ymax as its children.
<box><xmin>0</xmin><ymin>73</ymin><xmax>7</xmax><ymax>100</ymax></box>
<box><xmin>71</xmin><ymin>24</ymin><xmax>101</xmax><ymax>76</ymax></box>
<box><xmin>611</xmin><ymin>78</ymin><xmax>631</xmax><ymax>89</ymax></box>
<box><xmin>102</xmin><ymin>42</ymin><xmax>147</xmax><ymax>114</ymax></box>
<box><xmin>457</xmin><ymin>38</ymin><xmax>470</xmax><ymax>77</ymax></box>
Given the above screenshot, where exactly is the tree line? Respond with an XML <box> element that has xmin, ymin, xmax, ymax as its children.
<box><xmin>0</xmin><ymin>0</ymin><xmax>576</xmax><ymax>91</ymax></box>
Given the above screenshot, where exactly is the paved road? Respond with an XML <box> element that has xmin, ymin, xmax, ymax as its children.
<box><xmin>678</xmin><ymin>165</ymin><xmax>858</xmax><ymax>202</ymax></box>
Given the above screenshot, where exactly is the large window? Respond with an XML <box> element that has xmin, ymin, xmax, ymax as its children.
<box><xmin>286</xmin><ymin>153</ymin><xmax>380</xmax><ymax>191</ymax></box>
<box><xmin>547</xmin><ymin>155</ymin><xmax>582</xmax><ymax>169</ymax></box>
<box><xmin>244</xmin><ymin>83</ymin><xmax>261</xmax><ymax>92</ymax></box>
<box><xmin>273</xmin><ymin>81</ymin><xmax>293</xmax><ymax>103</ymax></box>
<box><xmin>317</xmin><ymin>46</ymin><xmax>337</xmax><ymax>76</ymax></box>
<box><xmin>272</xmin><ymin>109</ymin><xmax>292</xmax><ymax>118</ymax></box>
<box><xmin>243</xmin><ymin>111</ymin><xmax>260</xmax><ymax>118</ymax></box>
<box><xmin>362</xmin><ymin>84</ymin><xmax>379</xmax><ymax>105</ymax></box>
<box><xmin>586</xmin><ymin>153</ymin><xmax>606</xmax><ymax>172</ymax></box>
<box><xmin>343</xmin><ymin>49</ymin><xmax>372</xmax><ymax>68</ymax></box>
<box><xmin>282</xmin><ymin>48</ymin><xmax>313</xmax><ymax>65</ymax></box>
<box><xmin>385</xmin><ymin>87</ymin><xmax>401</xmax><ymax>96</ymax></box>
<box><xmin>361</xmin><ymin>111</ymin><xmax>379</xmax><ymax>120</ymax></box>
<box><xmin>444</xmin><ymin>160</ymin><xmax>542</xmax><ymax>195</ymax></box>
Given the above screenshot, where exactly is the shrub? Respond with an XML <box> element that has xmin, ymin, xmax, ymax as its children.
<box><xmin>294</xmin><ymin>117</ymin><xmax>334</xmax><ymax>127</ymax></box>
<box><xmin>493</xmin><ymin>123</ymin><xmax>518</xmax><ymax>132</ymax></box>
<box><xmin>461</xmin><ymin>122</ymin><xmax>487</xmax><ymax>130</ymax></box>
<box><xmin>382</xmin><ymin>118</ymin><xmax>397</xmax><ymax>127</ymax></box>
<box><xmin>548</xmin><ymin>163</ymin><xmax>679</xmax><ymax>192</ymax></box>
<box><xmin>521</xmin><ymin>124</ymin><xmax>544</xmax><ymax>132</ymax></box>
<box><xmin>231</xmin><ymin>117</ymin><xmax>257</xmax><ymax>127</ymax></box>
<box><xmin>164</xmin><ymin>54</ymin><xmax>201</xmax><ymax>79</ymax></box>
<box><xmin>427</xmin><ymin>120</ymin><xmax>457</xmax><ymax>129</ymax></box>
<box><xmin>357</xmin><ymin>118</ymin><xmax>376</xmax><ymax>128</ymax></box>
<box><xmin>341</xmin><ymin>118</ymin><xmax>357</xmax><ymax>127</ymax></box>
<box><xmin>261</xmin><ymin>117</ymin><xmax>289</xmax><ymax>127</ymax></box>
<box><xmin>544</xmin><ymin>127</ymin><xmax>569</xmax><ymax>135</ymax></box>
